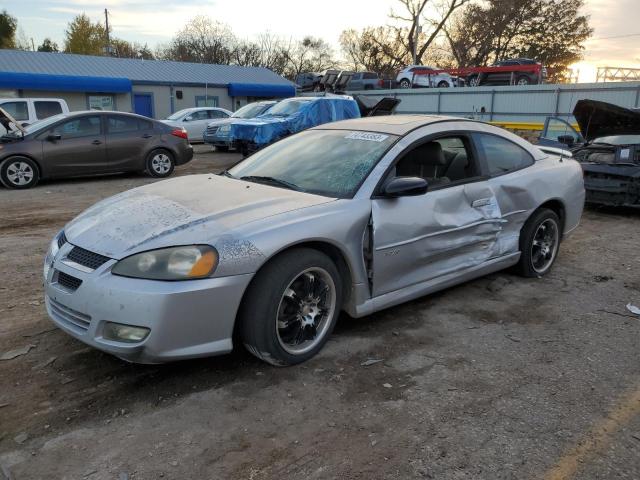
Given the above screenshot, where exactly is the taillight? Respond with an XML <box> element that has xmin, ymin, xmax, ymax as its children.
<box><xmin>378</xmin><ymin>79</ymin><xmax>384</xmax><ymax>86</ymax></box>
<box><xmin>171</xmin><ymin>128</ymin><xmax>188</xmax><ymax>140</ymax></box>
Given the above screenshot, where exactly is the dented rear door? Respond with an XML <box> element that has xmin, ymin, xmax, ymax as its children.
<box><xmin>371</xmin><ymin>181</ymin><xmax>505</xmax><ymax>297</ymax></box>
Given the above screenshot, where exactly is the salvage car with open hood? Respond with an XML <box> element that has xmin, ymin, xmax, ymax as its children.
<box><xmin>539</xmin><ymin>100</ymin><xmax>640</xmax><ymax>207</ymax></box>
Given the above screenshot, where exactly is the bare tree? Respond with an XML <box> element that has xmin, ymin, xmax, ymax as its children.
<box><xmin>389</xmin><ymin>0</ymin><xmax>470</xmax><ymax>65</ymax></box>
<box><xmin>340</xmin><ymin>27</ymin><xmax>408</xmax><ymax>74</ymax></box>
<box><xmin>283</xmin><ymin>36</ymin><xmax>336</xmax><ymax>79</ymax></box>
<box><xmin>160</xmin><ymin>16</ymin><xmax>236</xmax><ymax>64</ymax></box>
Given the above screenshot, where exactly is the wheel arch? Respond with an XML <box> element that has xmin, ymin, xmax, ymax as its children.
<box><xmin>532</xmin><ymin>198</ymin><xmax>566</xmax><ymax>237</ymax></box>
<box><xmin>0</xmin><ymin>154</ymin><xmax>43</xmax><ymax>178</ymax></box>
<box><xmin>231</xmin><ymin>239</ymin><xmax>356</xmax><ymax>341</ymax></box>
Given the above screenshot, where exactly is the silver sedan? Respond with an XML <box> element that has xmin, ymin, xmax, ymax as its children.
<box><xmin>43</xmin><ymin>115</ymin><xmax>585</xmax><ymax>365</ymax></box>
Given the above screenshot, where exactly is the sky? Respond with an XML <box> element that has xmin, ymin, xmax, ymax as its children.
<box><xmin>8</xmin><ymin>0</ymin><xmax>640</xmax><ymax>82</ymax></box>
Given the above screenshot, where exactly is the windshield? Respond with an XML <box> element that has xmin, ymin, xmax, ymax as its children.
<box><xmin>166</xmin><ymin>109</ymin><xmax>191</xmax><ymax>121</ymax></box>
<box><xmin>228</xmin><ymin>129</ymin><xmax>398</xmax><ymax>198</ymax></box>
<box><xmin>592</xmin><ymin>135</ymin><xmax>640</xmax><ymax>145</ymax></box>
<box><xmin>23</xmin><ymin>113</ymin><xmax>69</xmax><ymax>134</ymax></box>
<box><xmin>265</xmin><ymin>99</ymin><xmax>311</xmax><ymax>117</ymax></box>
<box><xmin>232</xmin><ymin>103</ymin><xmax>271</xmax><ymax>119</ymax></box>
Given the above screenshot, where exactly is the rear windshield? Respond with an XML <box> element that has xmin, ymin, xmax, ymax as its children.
<box><xmin>166</xmin><ymin>109</ymin><xmax>191</xmax><ymax>120</ymax></box>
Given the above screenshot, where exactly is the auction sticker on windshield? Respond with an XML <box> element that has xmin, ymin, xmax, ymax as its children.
<box><xmin>345</xmin><ymin>132</ymin><xmax>389</xmax><ymax>142</ymax></box>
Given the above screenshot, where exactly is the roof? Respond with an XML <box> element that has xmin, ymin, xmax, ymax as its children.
<box><xmin>0</xmin><ymin>49</ymin><xmax>293</xmax><ymax>88</ymax></box>
<box><xmin>315</xmin><ymin>114</ymin><xmax>460</xmax><ymax>135</ymax></box>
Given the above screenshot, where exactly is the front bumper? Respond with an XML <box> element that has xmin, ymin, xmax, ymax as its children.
<box><xmin>44</xmin><ymin>242</ymin><xmax>253</xmax><ymax>363</ymax></box>
<box><xmin>203</xmin><ymin>132</ymin><xmax>232</xmax><ymax>148</ymax></box>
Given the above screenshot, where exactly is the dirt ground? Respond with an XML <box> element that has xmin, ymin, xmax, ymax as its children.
<box><xmin>0</xmin><ymin>144</ymin><xmax>639</xmax><ymax>479</ymax></box>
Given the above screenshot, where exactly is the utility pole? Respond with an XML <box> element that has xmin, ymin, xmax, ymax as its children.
<box><xmin>412</xmin><ymin>17</ymin><xmax>421</xmax><ymax>65</ymax></box>
<box><xmin>31</xmin><ymin>38</ymin><xmax>35</xmax><ymax>51</ymax></box>
<box><xmin>104</xmin><ymin>8</ymin><xmax>111</xmax><ymax>56</ymax></box>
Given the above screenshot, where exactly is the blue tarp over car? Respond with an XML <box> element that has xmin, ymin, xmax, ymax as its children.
<box><xmin>228</xmin><ymin>96</ymin><xmax>360</xmax><ymax>146</ymax></box>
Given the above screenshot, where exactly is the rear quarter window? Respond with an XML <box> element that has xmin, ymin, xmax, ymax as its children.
<box><xmin>474</xmin><ymin>133</ymin><xmax>534</xmax><ymax>176</ymax></box>
<box><xmin>34</xmin><ymin>101</ymin><xmax>63</xmax><ymax>119</ymax></box>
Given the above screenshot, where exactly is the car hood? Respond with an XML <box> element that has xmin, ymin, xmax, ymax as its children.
<box><xmin>206</xmin><ymin>118</ymin><xmax>234</xmax><ymax>128</ymax></box>
<box><xmin>64</xmin><ymin>174</ymin><xmax>334</xmax><ymax>259</ymax></box>
<box><xmin>573</xmin><ymin>100</ymin><xmax>640</xmax><ymax>141</ymax></box>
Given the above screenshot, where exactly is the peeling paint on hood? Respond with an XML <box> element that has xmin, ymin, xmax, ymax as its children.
<box><xmin>64</xmin><ymin>174</ymin><xmax>335</xmax><ymax>258</ymax></box>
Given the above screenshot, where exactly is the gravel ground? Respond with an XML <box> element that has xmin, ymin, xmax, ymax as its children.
<box><xmin>0</xmin><ymin>144</ymin><xmax>639</xmax><ymax>479</ymax></box>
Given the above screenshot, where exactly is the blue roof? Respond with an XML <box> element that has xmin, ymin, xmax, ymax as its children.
<box><xmin>0</xmin><ymin>49</ymin><xmax>293</xmax><ymax>88</ymax></box>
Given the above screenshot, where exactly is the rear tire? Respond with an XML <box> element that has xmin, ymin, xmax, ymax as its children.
<box><xmin>215</xmin><ymin>145</ymin><xmax>229</xmax><ymax>152</ymax></box>
<box><xmin>437</xmin><ymin>80</ymin><xmax>450</xmax><ymax>88</ymax></box>
<box><xmin>239</xmin><ymin>248</ymin><xmax>343</xmax><ymax>366</ymax></box>
<box><xmin>399</xmin><ymin>78</ymin><xmax>412</xmax><ymax>89</ymax></box>
<box><xmin>467</xmin><ymin>75</ymin><xmax>479</xmax><ymax>87</ymax></box>
<box><xmin>516</xmin><ymin>208</ymin><xmax>561</xmax><ymax>278</ymax></box>
<box><xmin>0</xmin><ymin>157</ymin><xmax>39</xmax><ymax>189</ymax></box>
<box><xmin>146</xmin><ymin>149</ymin><xmax>175</xmax><ymax>178</ymax></box>
<box><xmin>516</xmin><ymin>75</ymin><xmax>531</xmax><ymax>86</ymax></box>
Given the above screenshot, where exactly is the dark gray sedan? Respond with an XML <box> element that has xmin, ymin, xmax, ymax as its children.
<box><xmin>0</xmin><ymin>111</ymin><xmax>193</xmax><ymax>189</ymax></box>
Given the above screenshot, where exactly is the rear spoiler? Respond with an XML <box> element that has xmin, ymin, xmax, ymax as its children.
<box><xmin>0</xmin><ymin>106</ymin><xmax>27</xmax><ymax>135</ymax></box>
<box><xmin>538</xmin><ymin>145</ymin><xmax>573</xmax><ymax>158</ymax></box>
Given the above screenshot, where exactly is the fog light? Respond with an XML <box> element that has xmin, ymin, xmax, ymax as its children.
<box><xmin>103</xmin><ymin>322</ymin><xmax>150</xmax><ymax>343</ymax></box>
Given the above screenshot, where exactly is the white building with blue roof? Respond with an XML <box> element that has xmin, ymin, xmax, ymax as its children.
<box><xmin>0</xmin><ymin>50</ymin><xmax>295</xmax><ymax>119</ymax></box>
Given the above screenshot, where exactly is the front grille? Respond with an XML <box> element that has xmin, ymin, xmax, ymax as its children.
<box><xmin>47</xmin><ymin>296</ymin><xmax>91</xmax><ymax>331</ymax></box>
<box><xmin>206</xmin><ymin>125</ymin><xmax>219</xmax><ymax>135</ymax></box>
<box><xmin>66</xmin><ymin>246</ymin><xmax>111</xmax><ymax>270</ymax></box>
<box><xmin>56</xmin><ymin>271</ymin><xmax>82</xmax><ymax>291</ymax></box>
<box><xmin>57</xmin><ymin>232</ymin><xmax>67</xmax><ymax>248</ymax></box>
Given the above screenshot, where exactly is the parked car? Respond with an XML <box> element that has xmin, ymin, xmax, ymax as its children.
<box><xmin>203</xmin><ymin>100</ymin><xmax>277</xmax><ymax>151</ymax></box>
<box><xmin>43</xmin><ymin>115</ymin><xmax>584</xmax><ymax>365</ymax></box>
<box><xmin>0</xmin><ymin>110</ymin><xmax>193</xmax><ymax>189</ymax></box>
<box><xmin>346</xmin><ymin>72</ymin><xmax>385</xmax><ymax>90</ymax></box>
<box><xmin>396</xmin><ymin>65</ymin><xmax>457</xmax><ymax>88</ymax></box>
<box><xmin>467</xmin><ymin>58</ymin><xmax>547</xmax><ymax>87</ymax></box>
<box><xmin>161</xmin><ymin>107</ymin><xmax>232</xmax><ymax>143</ymax></box>
<box><xmin>540</xmin><ymin>100</ymin><xmax>640</xmax><ymax>207</ymax></box>
<box><xmin>295</xmin><ymin>72</ymin><xmax>323</xmax><ymax>92</ymax></box>
<box><xmin>0</xmin><ymin>97</ymin><xmax>69</xmax><ymax>134</ymax></box>
<box><xmin>228</xmin><ymin>95</ymin><xmax>361</xmax><ymax>155</ymax></box>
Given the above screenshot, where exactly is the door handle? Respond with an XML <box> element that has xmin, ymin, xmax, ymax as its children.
<box><xmin>471</xmin><ymin>198</ymin><xmax>492</xmax><ymax>208</ymax></box>
<box><xmin>91</xmin><ymin>140</ymin><xmax>102</xmax><ymax>145</ymax></box>
<box><xmin>141</xmin><ymin>133</ymin><xmax>153</xmax><ymax>138</ymax></box>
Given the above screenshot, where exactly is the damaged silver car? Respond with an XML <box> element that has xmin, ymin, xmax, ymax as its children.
<box><xmin>43</xmin><ymin>115</ymin><xmax>585</xmax><ymax>366</ymax></box>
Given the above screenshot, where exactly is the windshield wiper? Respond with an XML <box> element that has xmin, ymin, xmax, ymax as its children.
<box><xmin>240</xmin><ymin>175</ymin><xmax>301</xmax><ymax>191</ymax></box>
<box><xmin>219</xmin><ymin>170</ymin><xmax>235</xmax><ymax>178</ymax></box>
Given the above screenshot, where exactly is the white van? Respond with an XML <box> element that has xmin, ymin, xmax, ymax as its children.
<box><xmin>0</xmin><ymin>98</ymin><xmax>70</xmax><ymax>134</ymax></box>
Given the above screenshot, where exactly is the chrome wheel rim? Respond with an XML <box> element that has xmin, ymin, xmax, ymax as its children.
<box><xmin>276</xmin><ymin>267</ymin><xmax>336</xmax><ymax>355</ymax></box>
<box><xmin>469</xmin><ymin>77</ymin><xmax>478</xmax><ymax>86</ymax></box>
<box><xmin>517</xmin><ymin>78</ymin><xmax>529</xmax><ymax>86</ymax></box>
<box><xmin>400</xmin><ymin>80</ymin><xmax>410</xmax><ymax>89</ymax></box>
<box><xmin>531</xmin><ymin>219</ymin><xmax>559</xmax><ymax>274</ymax></box>
<box><xmin>151</xmin><ymin>153</ymin><xmax>171</xmax><ymax>174</ymax></box>
<box><xmin>6</xmin><ymin>161</ymin><xmax>34</xmax><ymax>186</ymax></box>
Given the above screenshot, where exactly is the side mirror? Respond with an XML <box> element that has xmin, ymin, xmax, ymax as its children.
<box><xmin>46</xmin><ymin>134</ymin><xmax>62</xmax><ymax>142</ymax></box>
<box><xmin>183</xmin><ymin>116</ymin><xmax>193</xmax><ymax>122</ymax></box>
<box><xmin>382</xmin><ymin>177</ymin><xmax>428</xmax><ymax>198</ymax></box>
<box><xmin>557</xmin><ymin>135</ymin><xmax>575</xmax><ymax>146</ymax></box>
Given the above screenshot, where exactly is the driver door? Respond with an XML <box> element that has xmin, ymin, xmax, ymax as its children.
<box><xmin>371</xmin><ymin>135</ymin><xmax>504</xmax><ymax>297</ymax></box>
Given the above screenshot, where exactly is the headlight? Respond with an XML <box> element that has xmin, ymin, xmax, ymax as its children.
<box><xmin>218</xmin><ymin>125</ymin><xmax>230</xmax><ymax>134</ymax></box>
<box><xmin>111</xmin><ymin>245</ymin><xmax>218</xmax><ymax>280</ymax></box>
<box><xmin>44</xmin><ymin>231</ymin><xmax>63</xmax><ymax>280</ymax></box>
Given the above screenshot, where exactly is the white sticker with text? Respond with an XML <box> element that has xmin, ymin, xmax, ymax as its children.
<box><xmin>345</xmin><ymin>132</ymin><xmax>389</xmax><ymax>142</ymax></box>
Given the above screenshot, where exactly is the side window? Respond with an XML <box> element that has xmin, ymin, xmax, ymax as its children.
<box><xmin>474</xmin><ymin>133</ymin><xmax>534</xmax><ymax>175</ymax></box>
<box><xmin>393</xmin><ymin>136</ymin><xmax>477</xmax><ymax>187</ymax></box>
<box><xmin>51</xmin><ymin>116</ymin><xmax>101</xmax><ymax>139</ymax></box>
<box><xmin>190</xmin><ymin>110</ymin><xmax>210</xmax><ymax>121</ymax></box>
<box><xmin>364</xmin><ymin>73</ymin><xmax>378</xmax><ymax>79</ymax></box>
<box><xmin>1</xmin><ymin>101</ymin><xmax>29</xmax><ymax>121</ymax></box>
<box><xmin>107</xmin><ymin>115</ymin><xmax>139</xmax><ymax>133</ymax></box>
<box><xmin>138</xmin><ymin>119</ymin><xmax>153</xmax><ymax>131</ymax></box>
<box><xmin>208</xmin><ymin>110</ymin><xmax>228</xmax><ymax>119</ymax></box>
<box><xmin>34</xmin><ymin>101</ymin><xmax>63</xmax><ymax>120</ymax></box>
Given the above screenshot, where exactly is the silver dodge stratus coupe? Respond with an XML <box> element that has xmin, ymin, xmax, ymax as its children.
<box><xmin>43</xmin><ymin>115</ymin><xmax>585</xmax><ymax>366</ymax></box>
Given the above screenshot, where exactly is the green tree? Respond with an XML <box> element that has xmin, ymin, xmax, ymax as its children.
<box><xmin>0</xmin><ymin>10</ymin><xmax>17</xmax><ymax>49</ymax></box>
<box><xmin>446</xmin><ymin>0</ymin><xmax>592</xmax><ymax>82</ymax></box>
<box><xmin>64</xmin><ymin>14</ymin><xmax>106</xmax><ymax>55</ymax></box>
<box><xmin>37</xmin><ymin>38</ymin><xmax>59</xmax><ymax>52</ymax></box>
<box><xmin>111</xmin><ymin>38</ymin><xmax>154</xmax><ymax>59</ymax></box>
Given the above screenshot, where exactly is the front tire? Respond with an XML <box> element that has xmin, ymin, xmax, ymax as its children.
<box><xmin>0</xmin><ymin>157</ymin><xmax>39</xmax><ymax>189</ymax></box>
<box><xmin>467</xmin><ymin>75</ymin><xmax>479</xmax><ymax>87</ymax></box>
<box><xmin>516</xmin><ymin>75</ymin><xmax>531</xmax><ymax>86</ymax></box>
<box><xmin>516</xmin><ymin>208</ymin><xmax>561</xmax><ymax>277</ymax></box>
<box><xmin>146</xmin><ymin>149</ymin><xmax>175</xmax><ymax>178</ymax></box>
<box><xmin>437</xmin><ymin>80</ymin><xmax>450</xmax><ymax>88</ymax></box>
<box><xmin>399</xmin><ymin>78</ymin><xmax>412</xmax><ymax>89</ymax></box>
<box><xmin>239</xmin><ymin>248</ymin><xmax>343</xmax><ymax>366</ymax></box>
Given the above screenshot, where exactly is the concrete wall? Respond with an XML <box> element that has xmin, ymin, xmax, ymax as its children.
<box><xmin>351</xmin><ymin>81</ymin><xmax>640</xmax><ymax>125</ymax></box>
